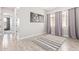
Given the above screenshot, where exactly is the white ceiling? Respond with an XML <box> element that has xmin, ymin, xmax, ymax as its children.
<box><xmin>41</xmin><ymin>7</ymin><xmax>73</xmax><ymax>12</ymax></box>
<box><xmin>40</xmin><ymin>7</ymin><xmax>57</xmax><ymax>11</ymax></box>
<box><xmin>2</xmin><ymin>7</ymin><xmax>72</xmax><ymax>11</ymax></box>
<box><xmin>1</xmin><ymin>7</ymin><xmax>56</xmax><ymax>11</ymax></box>
<box><xmin>40</xmin><ymin>7</ymin><xmax>73</xmax><ymax>14</ymax></box>
<box><xmin>1</xmin><ymin>7</ymin><xmax>73</xmax><ymax>13</ymax></box>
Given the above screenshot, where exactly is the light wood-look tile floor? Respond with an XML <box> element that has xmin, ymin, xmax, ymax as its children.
<box><xmin>59</xmin><ymin>38</ymin><xmax>79</xmax><ymax>51</ymax></box>
<box><xmin>1</xmin><ymin>34</ymin><xmax>79</xmax><ymax>51</ymax></box>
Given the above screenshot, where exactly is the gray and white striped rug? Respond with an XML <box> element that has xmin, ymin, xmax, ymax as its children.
<box><xmin>32</xmin><ymin>34</ymin><xmax>66</xmax><ymax>51</ymax></box>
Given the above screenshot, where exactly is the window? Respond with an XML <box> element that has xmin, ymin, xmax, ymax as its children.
<box><xmin>62</xmin><ymin>10</ymin><xmax>68</xmax><ymax>37</ymax></box>
<box><xmin>50</xmin><ymin>14</ymin><xmax>55</xmax><ymax>35</ymax></box>
<box><xmin>49</xmin><ymin>10</ymin><xmax>68</xmax><ymax>37</ymax></box>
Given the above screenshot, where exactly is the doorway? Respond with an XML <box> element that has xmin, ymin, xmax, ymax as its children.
<box><xmin>1</xmin><ymin>7</ymin><xmax>17</xmax><ymax>50</ymax></box>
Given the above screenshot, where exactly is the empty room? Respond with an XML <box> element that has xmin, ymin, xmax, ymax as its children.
<box><xmin>0</xmin><ymin>7</ymin><xmax>79</xmax><ymax>51</ymax></box>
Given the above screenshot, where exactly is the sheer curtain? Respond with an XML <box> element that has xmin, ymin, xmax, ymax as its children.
<box><xmin>47</xmin><ymin>11</ymin><xmax>69</xmax><ymax>38</ymax></box>
<box><xmin>47</xmin><ymin>7</ymin><xmax>79</xmax><ymax>39</ymax></box>
<box><xmin>50</xmin><ymin>14</ymin><xmax>55</xmax><ymax>35</ymax></box>
<box><xmin>50</xmin><ymin>11</ymin><xmax>68</xmax><ymax>37</ymax></box>
<box><xmin>62</xmin><ymin>11</ymin><xmax>68</xmax><ymax>37</ymax></box>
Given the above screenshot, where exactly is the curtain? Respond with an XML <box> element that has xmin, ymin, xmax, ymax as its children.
<box><xmin>75</xmin><ymin>8</ymin><xmax>79</xmax><ymax>39</ymax></box>
<box><xmin>50</xmin><ymin>14</ymin><xmax>55</xmax><ymax>35</ymax></box>
<box><xmin>47</xmin><ymin>7</ymin><xmax>79</xmax><ymax>39</ymax></box>
<box><xmin>47</xmin><ymin>14</ymin><xmax>51</xmax><ymax>34</ymax></box>
<box><xmin>55</xmin><ymin>11</ymin><xmax>62</xmax><ymax>36</ymax></box>
<box><xmin>68</xmin><ymin>8</ymin><xmax>76</xmax><ymax>39</ymax></box>
<box><xmin>62</xmin><ymin>11</ymin><xmax>69</xmax><ymax>37</ymax></box>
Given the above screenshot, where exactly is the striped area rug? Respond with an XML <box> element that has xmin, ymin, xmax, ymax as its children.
<box><xmin>32</xmin><ymin>34</ymin><xmax>66</xmax><ymax>51</ymax></box>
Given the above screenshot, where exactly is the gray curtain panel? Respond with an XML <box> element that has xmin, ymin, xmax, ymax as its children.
<box><xmin>46</xmin><ymin>7</ymin><xmax>79</xmax><ymax>39</ymax></box>
<box><xmin>75</xmin><ymin>7</ymin><xmax>79</xmax><ymax>39</ymax></box>
<box><xmin>68</xmin><ymin>8</ymin><xmax>76</xmax><ymax>39</ymax></box>
<box><xmin>55</xmin><ymin>12</ymin><xmax>59</xmax><ymax>36</ymax></box>
<box><xmin>47</xmin><ymin>14</ymin><xmax>51</xmax><ymax>34</ymax></box>
<box><xmin>55</xmin><ymin>12</ymin><xmax>62</xmax><ymax>36</ymax></box>
<box><xmin>59</xmin><ymin>11</ymin><xmax>62</xmax><ymax>36</ymax></box>
<box><xmin>55</xmin><ymin>11</ymin><xmax>62</xmax><ymax>36</ymax></box>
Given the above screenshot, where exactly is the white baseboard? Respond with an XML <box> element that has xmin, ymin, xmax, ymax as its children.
<box><xmin>17</xmin><ymin>32</ymin><xmax>46</xmax><ymax>41</ymax></box>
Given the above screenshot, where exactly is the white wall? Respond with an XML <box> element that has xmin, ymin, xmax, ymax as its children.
<box><xmin>16</xmin><ymin>7</ymin><xmax>46</xmax><ymax>40</ymax></box>
<box><xmin>0</xmin><ymin>8</ymin><xmax>4</xmax><ymax>40</ymax></box>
